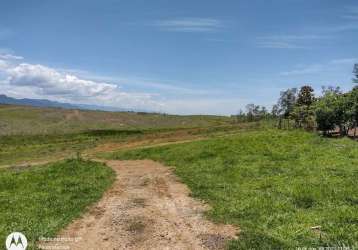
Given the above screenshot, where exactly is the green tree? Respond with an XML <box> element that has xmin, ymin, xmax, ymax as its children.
<box><xmin>296</xmin><ymin>85</ymin><xmax>315</xmax><ymax>106</ymax></box>
<box><xmin>314</xmin><ymin>92</ymin><xmax>338</xmax><ymax>135</ymax></box>
<box><xmin>291</xmin><ymin>105</ymin><xmax>315</xmax><ymax>129</ymax></box>
<box><xmin>235</xmin><ymin>109</ymin><xmax>245</xmax><ymax>123</ymax></box>
<box><xmin>278</xmin><ymin>88</ymin><xmax>297</xmax><ymax>118</ymax></box>
<box><xmin>314</xmin><ymin>89</ymin><xmax>350</xmax><ymax>136</ymax></box>
<box><xmin>335</xmin><ymin>93</ymin><xmax>351</xmax><ymax>136</ymax></box>
<box><xmin>291</xmin><ymin>86</ymin><xmax>315</xmax><ymax>129</ymax></box>
<box><xmin>271</xmin><ymin>104</ymin><xmax>280</xmax><ymax>117</ymax></box>
<box><xmin>245</xmin><ymin>104</ymin><xmax>269</xmax><ymax>122</ymax></box>
<box><xmin>321</xmin><ymin>85</ymin><xmax>342</xmax><ymax>95</ymax></box>
<box><xmin>245</xmin><ymin>104</ymin><xmax>256</xmax><ymax>122</ymax></box>
<box><xmin>347</xmin><ymin>86</ymin><xmax>358</xmax><ymax>137</ymax></box>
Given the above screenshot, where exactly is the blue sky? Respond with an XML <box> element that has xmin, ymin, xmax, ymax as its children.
<box><xmin>0</xmin><ymin>0</ymin><xmax>357</xmax><ymax>115</ymax></box>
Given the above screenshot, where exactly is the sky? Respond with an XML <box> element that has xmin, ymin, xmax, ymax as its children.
<box><xmin>0</xmin><ymin>0</ymin><xmax>357</xmax><ymax>115</ymax></box>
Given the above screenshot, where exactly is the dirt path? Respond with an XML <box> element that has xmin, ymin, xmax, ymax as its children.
<box><xmin>40</xmin><ymin>160</ymin><xmax>238</xmax><ymax>250</ymax></box>
<box><xmin>86</xmin><ymin>130</ymin><xmax>243</xmax><ymax>157</ymax></box>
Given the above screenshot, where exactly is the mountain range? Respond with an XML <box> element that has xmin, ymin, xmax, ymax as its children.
<box><xmin>0</xmin><ymin>94</ymin><xmax>128</xmax><ymax>112</ymax></box>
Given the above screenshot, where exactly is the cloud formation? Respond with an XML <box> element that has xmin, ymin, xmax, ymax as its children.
<box><xmin>6</xmin><ymin>63</ymin><xmax>117</xmax><ymax>97</ymax></box>
<box><xmin>0</xmin><ymin>53</ymin><xmax>162</xmax><ymax>111</ymax></box>
<box><xmin>258</xmin><ymin>4</ymin><xmax>358</xmax><ymax>50</ymax></box>
<box><xmin>0</xmin><ymin>53</ymin><xmax>23</xmax><ymax>60</ymax></box>
<box><xmin>280</xmin><ymin>64</ymin><xmax>323</xmax><ymax>76</ymax></box>
<box><xmin>256</xmin><ymin>35</ymin><xmax>327</xmax><ymax>49</ymax></box>
<box><xmin>152</xmin><ymin>18</ymin><xmax>222</xmax><ymax>32</ymax></box>
<box><xmin>280</xmin><ymin>58</ymin><xmax>358</xmax><ymax>76</ymax></box>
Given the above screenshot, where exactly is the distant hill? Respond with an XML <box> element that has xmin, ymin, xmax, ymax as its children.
<box><xmin>0</xmin><ymin>103</ymin><xmax>231</xmax><ymax>136</ymax></box>
<box><xmin>0</xmin><ymin>94</ymin><xmax>127</xmax><ymax>112</ymax></box>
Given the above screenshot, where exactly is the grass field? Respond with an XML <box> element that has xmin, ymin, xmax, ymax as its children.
<box><xmin>1</xmin><ymin>104</ymin><xmax>356</xmax><ymax>249</ymax></box>
<box><xmin>0</xmin><ymin>121</ymin><xmax>261</xmax><ymax>167</ymax></box>
<box><xmin>106</xmin><ymin>129</ymin><xmax>358</xmax><ymax>249</ymax></box>
<box><xmin>0</xmin><ymin>104</ymin><xmax>232</xmax><ymax>136</ymax></box>
<box><xmin>0</xmin><ymin>159</ymin><xmax>115</xmax><ymax>250</ymax></box>
<box><xmin>0</xmin><ymin>104</ymin><xmax>243</xmax><ymax>166</ymax></box>
<box><xmin>0</xmin><ymin>129</ymin><xmax>142</xmax><ymax>166</ymax></box>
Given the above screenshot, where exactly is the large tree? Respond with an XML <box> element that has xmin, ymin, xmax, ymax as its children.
<box><xmin>314</xmin><ymin>91</ymin><xmax>338</xmax><ymax>135</ymax></box>
<box><xmin>271</xmin><ymin>104</ymin><xmax>280</xmax><ymax>117</ymax></box>
<box><xmin>296</xmin><ymin>85</ymin><xmax>315</xmax><ymax>106</ymax></box>
<box><xmin>314</xmin><ymin>89</ymin><xmax>351</xmax><ymax>136</ymax></box>
<box><xmin>244</xmin><ymin>104</ymin><xmax>269</xmax><ymax>122</ymax></box>
<box><xmin>277</xmin><ymin>88</ymin><xmax>297</xmax><ymax>118</ymax></box>
<box><xmin>292</xmin><ymin>85</ymin><xmax>316</xmax><ymax>129</ymax></box>
<box><xmin>347</xmin><ymin>86</ymin><xmax>358</xmax><ymax>137</ymax></box>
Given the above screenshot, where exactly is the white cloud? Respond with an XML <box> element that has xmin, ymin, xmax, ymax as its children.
<box><xmin>256</xmin><ymin>41</ymin><xmax>304</xmax><ymax>49</ymax></box>
<box><xmin>72</xmin><ymin>72</ymin><xmax>225</xmax><ymax>96</ymax></box>
<box><xmin>322</xmin><ymin>23</ymin><xmax>358</xmax><ymax>33</ymax></box>
<box><xmin>6</xmin><ymin>63</ymin><xmax>117</xmax><ymax>97</ymax></box>
<box><xmin>0</xmin><ymin>56</ymin><xmax>163</xmax><ymax>111</ymax></box>
<box><xmin>280</xmin><ymin>58</ymin><xmax>358</xmax><ymax>76</ymax></box>
<box><xmin>0</xmin><ymin>53</ymin><xmax>23</xmax><ymax>60</ymax></box>
<box><xmin>280</xmin><ymin>64</ymin><xmax>324</xmax><ymax>76</ymax></box>
<box><xmin>261</xmin><ymin>35</ymin><xmax>326</xmax><ymax>40</ymax></box>
<box><xmin>0</xmin><ymin>52</ymin><xmax>264</xmax><ymax>115</ymax></box>
<box><xmin>330</xmin><ymin>58</ymin><xmax>357</xmax><ymax>65</ymax></box>
<box><xmin>256</xmin><ymin>35</ymin><xmax>327</xmax><ymax>49</ymax></box>
<box><xmin>0</xmin><ymin>53</ymin><xmax>23</xmax><ymax>70</ymax></box>
<box><xmin>258</xmin><ymin>6</ymin><xmax>358</xmax><ymax>50</ymax></box>
<box><xmin>0</xmin><ymin>59</ymin><xmax>9</xmax><ymax>70</ymax></box>
<box><xmin>152</xmin><ymin>18</ymin><xmax>223</xmax><ymax>32</ymax></box>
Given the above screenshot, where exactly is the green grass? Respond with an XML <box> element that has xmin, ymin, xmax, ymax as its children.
<box><xmin>0</xmin><ymin>129</ymin><xmax>145</xmax><ymax>166</ymax></box>
<box><xmin>0</xmin><ymin>104</ymin><xmax>232</xmax><ymax>136</ymax></box>
<box><xmin>0</xmin><ymin>123</ymin><xmax>256</xmax><ymax>166</ymax></box>
<box><xmin>0</xmin><ymin>159</ymin><xmax>115</xmax><ymax>250</ymax></box>
<box><xmin>0</xmin><ymin>104</ymin><xmax>266</xmax><ymax>167</ymax></box>
<box><xmin>106</xmin><ymin>129</ymin><xmax>358</xmax><ymax>249</ymax></box>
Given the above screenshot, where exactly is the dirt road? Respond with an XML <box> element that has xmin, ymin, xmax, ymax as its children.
<box><xmin>40</xmin><ymin>160</ymin><xmax>238</xmax><ymax>250</ymax></box>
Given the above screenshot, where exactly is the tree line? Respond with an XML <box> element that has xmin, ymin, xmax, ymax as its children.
<box><xmin>235</xmin><ymin>64</ymin><xmax>358</xmax><ymax>137</ymax></box>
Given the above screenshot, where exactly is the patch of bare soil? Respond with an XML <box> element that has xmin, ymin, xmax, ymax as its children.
<box><xmin>0</xmin><ymin>158</ymin><xmax>64</xmax><ymax>170</ymax></box>
<box><xmin>40</xmin><ymin>160</ymin><xmax>238</xmax><ymax>250</ymax></box>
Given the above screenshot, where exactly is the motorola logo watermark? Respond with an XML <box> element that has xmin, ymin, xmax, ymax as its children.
<box><xmin>6</xmin><ymin>232</ymin><xmax>28</xmax><ymax>250</ymax></box>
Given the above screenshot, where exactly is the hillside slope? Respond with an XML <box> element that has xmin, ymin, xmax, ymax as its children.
<box><xmin>0</xmin><ymin>104</ymin><xmax>232</xmax><ymax>136</ymax></box>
